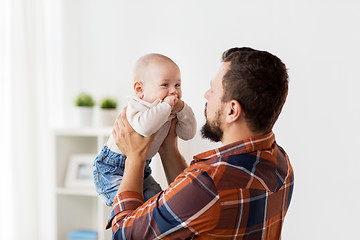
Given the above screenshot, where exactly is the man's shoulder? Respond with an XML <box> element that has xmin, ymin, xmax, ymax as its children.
<box><xmin>188</xmin><ymin>152</ymin><xmax>276</xmax><ymax>190</ymax></box>
<box><xmin>190</xmin><ymin>151</ymin><xmax>260</xmax><ymax>173</ymax></box>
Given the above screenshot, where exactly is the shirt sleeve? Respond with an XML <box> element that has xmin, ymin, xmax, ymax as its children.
<box><xmin>126</xmin><ymin>101</ymin><xmax>172</xmax><ymax>137</ymax></box>
<box><xmin>107</xmin><ymin>168</ymin><xmax>220</xmax><ymax>240</ymax></box>
<box><xmin>175</xmin><ymin>102</ymin><xmax>197</xmax><ymax>141</ymax></box>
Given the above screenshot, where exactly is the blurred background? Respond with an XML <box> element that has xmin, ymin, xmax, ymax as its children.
<box><xmin>1</xmin><ymin>0</ymin><xmax>360</xmax><ymax>239</ymax></box>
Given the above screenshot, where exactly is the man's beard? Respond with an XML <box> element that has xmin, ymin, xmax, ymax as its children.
<box><xmin>200</xmin><ymin>105</ymin><xmax>223</xmax><ymax>142</ymax></box>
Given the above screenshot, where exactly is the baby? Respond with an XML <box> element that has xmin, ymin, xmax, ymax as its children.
<box><xmin>93</xmin><ymin>53</ymin><xmax>197</xmax><ymax>206</ymax></box>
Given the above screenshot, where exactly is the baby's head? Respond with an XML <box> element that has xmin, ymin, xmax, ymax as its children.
<box><xmin>132</xmin><ymin>53</ymin><xmax>182</xmax><ymax>103</ymax></box>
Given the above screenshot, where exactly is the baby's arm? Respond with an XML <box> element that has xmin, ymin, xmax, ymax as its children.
<box><xmin>175</xmin><ymin>102</ymin><xmax>197</xmax><ymax>141</ymax></box>
<box><xmin>127</xmin><ymin>101</ymin><xmax>172</xmax><ymax>137</ymax></box>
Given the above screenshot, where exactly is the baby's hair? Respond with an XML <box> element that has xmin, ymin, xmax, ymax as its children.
<box><xmin>133</xmin><ymin>53</ymin><xmax>178</xmax><ymax>83</ymax></box>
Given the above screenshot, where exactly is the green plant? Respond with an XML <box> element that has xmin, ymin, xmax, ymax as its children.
<box><xmin>74</xmin><ymin>92</ymin><xmax>95</xmax><ymax>107</ymax></box>
<box><xmin>100</xmin><ymin>98</ymin><xmax>117</xmax><ymax>109</ymax></box>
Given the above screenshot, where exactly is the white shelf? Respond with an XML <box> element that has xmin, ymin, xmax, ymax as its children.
<box><xmin>53</xmin><ymin>127</ymin><xmax>112</xmax><ymax>240</ymax></box>
<box><xmin>53</xmin><ymin>126</ymin><xmax>112</xmax><ymax>136</ymax></box>
<box><xmin>56</xmin><ymin>187</ymin><xmax>98</xmax><ymax>197</ymax></box>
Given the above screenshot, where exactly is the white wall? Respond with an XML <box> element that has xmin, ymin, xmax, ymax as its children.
<box><xmin>61</xmin><ymin>1</ymin><xmax>360</xmax><ymax>239</ymax></box>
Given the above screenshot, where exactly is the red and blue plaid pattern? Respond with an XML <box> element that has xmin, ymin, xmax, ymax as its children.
<box><xmin>107</xmin><ymin>131</ymin><xmax>294</xmax><ymax>239</ymax></box>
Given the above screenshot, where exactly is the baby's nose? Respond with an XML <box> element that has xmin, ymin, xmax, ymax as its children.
<box><xmin>169</xmin><ymin>87</ymin><xmax>177</xmax><ymax>94</ymax></box>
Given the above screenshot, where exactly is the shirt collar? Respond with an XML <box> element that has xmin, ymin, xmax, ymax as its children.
<box><xmin>191</xmin><ymin>131</ymin><xmax>275</xmax><ymax>164</ymax></box>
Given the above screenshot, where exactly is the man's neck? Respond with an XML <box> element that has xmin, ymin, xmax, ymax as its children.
<box><xmin>221</xmin><ymin>124</ymin><xmax>258</xmax><ymax>146</ymax></box>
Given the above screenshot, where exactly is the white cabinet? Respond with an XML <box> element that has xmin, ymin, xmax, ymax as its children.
<box><xmin>53</xmin><ymin>127</ymin><xmax>113</xmax><ymax>240</ymax></box>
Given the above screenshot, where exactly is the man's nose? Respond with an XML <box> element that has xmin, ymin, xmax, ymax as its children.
<box><xmin>204</xmin><ymin>90</ymin><xmax>209</xmax><ymax>99</ymax></box>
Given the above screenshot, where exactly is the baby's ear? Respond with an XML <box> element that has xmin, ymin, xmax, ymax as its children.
<box><xmin>134</xmin><ymin>81</ymin><xmax>144</xmax><ymax>99</ymax></box>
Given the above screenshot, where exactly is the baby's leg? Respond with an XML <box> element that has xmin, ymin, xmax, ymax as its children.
<box><xmin>93</xmin><ymin>145</ymin><xmax>126</xmax><ymax>206</ymax></box>
<box><xmin>143</xmin><ymin>175</ymin><xmax>162</xmax><ymax>201</ymax></box>
<box><xmin>93</xmin><ymin>146</ymin><xmax>157</xmax><ymax>205</ymax></box>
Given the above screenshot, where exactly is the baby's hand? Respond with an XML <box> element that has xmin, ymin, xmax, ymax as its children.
<box><xmin>164</xmin><ymin>95</ymin><xmax>178</xmax><ymax>109</ymax></box>
<box><xmin>172</xmin><ymin>99</ymin><xmax>184</xmax><ymax>114</ymax></box>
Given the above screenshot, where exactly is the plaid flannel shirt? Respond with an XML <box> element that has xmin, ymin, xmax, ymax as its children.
<box><xmin>107</xmin><ymin>131</ymin><xmax>294</xmax><ymax>239</ymax></box>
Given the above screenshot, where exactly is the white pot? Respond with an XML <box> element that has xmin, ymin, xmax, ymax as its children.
<box><xmin>73</xmin><ymin>106</ymin><xmax>94</xmax><ymax>127</ymax></box>
<box><xmin>99</xmin><ymin>109</ymin><xmax>118</xmax><ymax>126</ymax></box>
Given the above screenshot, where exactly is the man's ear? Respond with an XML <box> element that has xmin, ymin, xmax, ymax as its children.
<box><xmin>134</xmin><ymin>81</ymin><xmax>144</xmax><ymax>99</ymax></box>
<box><xmin>225</xmin><ymin>100</ymin><xmax>242</xmax><ymax>123</ymax></box>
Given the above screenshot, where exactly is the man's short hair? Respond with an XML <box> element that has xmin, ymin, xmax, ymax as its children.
<box><xmin>221</xmin><ymin>47</ymin><xmax>289</xmax><ymax>134</ymax></box>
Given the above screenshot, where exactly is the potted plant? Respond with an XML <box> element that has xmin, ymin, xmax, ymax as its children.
<box><xmin>99</xmin><ymin>97</ymin><xmax>118</xmax><ymax>126</ymax></box>
<box><xmin>73</xmin><ymin>92</ymin><xmax>96</xmax><ymax>127</ymax></box>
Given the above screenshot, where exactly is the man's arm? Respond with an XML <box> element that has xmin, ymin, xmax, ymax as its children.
<box><xmin>158</xmin><ymin>118</ymin><xmax>188</xmax><ymax>184</ymax></box>
<box><xmin>109</xmin><ymin>110</ymin><xmax>220</xmax><ymax>240</ymax></box>
<box><xmin>109</xmin><ymin>166</ymin><xmax>220</xmax><ymax>240</ymax></box>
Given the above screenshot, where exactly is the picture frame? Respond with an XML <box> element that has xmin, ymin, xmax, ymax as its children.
<box><xmin>65</xmin><ymin>154</ymin><xmax>96</xmax><ymax>188</ymax></box>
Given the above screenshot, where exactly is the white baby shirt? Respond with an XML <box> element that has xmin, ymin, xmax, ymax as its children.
<box><xmin>106</xmin><ymin>95</ymin><xmax>197</xmax><ymax>159</ymax></box>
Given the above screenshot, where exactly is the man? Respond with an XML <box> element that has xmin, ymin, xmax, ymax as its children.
<box><xmin>108</xmin><ymin>47</ymin><xmax>294</xmax><ymax>239</ymax></box>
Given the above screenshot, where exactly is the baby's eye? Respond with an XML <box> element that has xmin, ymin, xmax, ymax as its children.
<box><xmin>161</xmin><ymin>83</ymin><xmax>168</xmax><ymax>87</ymax></box>
<box><xmin>175</xmin><ymin>83</ymin><xmax>181</xmax><ymax>88</ymax></box>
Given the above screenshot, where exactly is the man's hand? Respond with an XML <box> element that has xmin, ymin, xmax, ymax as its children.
<box><xmin>113</xmin><ymin>107</ymin><xmax>154</xmax><ymax>160</ymax></box>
